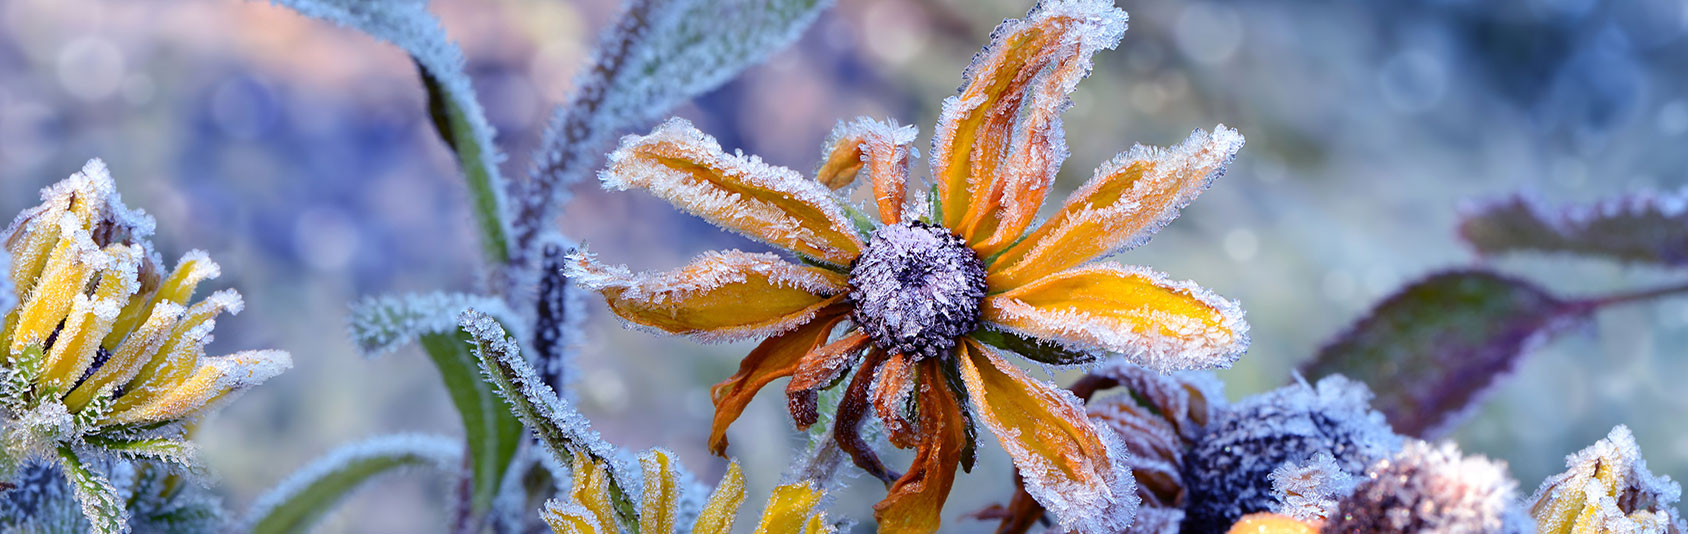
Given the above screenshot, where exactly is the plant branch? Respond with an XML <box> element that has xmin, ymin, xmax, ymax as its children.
<box><xmin>1582</xmin><ymin>280</ymin><xmax>1688</xmax><ymax>310</ymax></box>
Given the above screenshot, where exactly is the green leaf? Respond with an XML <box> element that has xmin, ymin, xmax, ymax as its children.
<box><xmin>347</xmin><ymin>292</ymin><xmax>521</xmax><ymax>357</ymax></box>
<box><xmin>1300</xmin><ymin>270</ymin><xmax>1589</xmax><ymax>437</ymax></box>
<box><xmin>418</xmin><ymin>62</ymin><xmax>511</xmax><ymax>264</ymax></box>
<box><xmin>243</xmin><ymin>435</ymin><xmax>459</xmax><ymax>534</ymax></box>
<box><xmin>971</xmin><ymin>327</ymin><xmax>1098</xmax><ymax>366</ymax></box>
<box><xmin>420</xmin><ymin>328</ymin><xmax>523</xmax><ymax>519</ymax></box>
<box><xmin>56</xmin><ymin>445</ymin><xmax>125</xmax><ymax>534</ymax></box>
<box><xmin>1459</xmin><ymin>192</ymin><xmax>1688</xmax><ymax>266</ymax></box>
<box><xmin>80</xmin><ymin>436</ymin><xmax>195</xmax><ymax>466</ymax></box>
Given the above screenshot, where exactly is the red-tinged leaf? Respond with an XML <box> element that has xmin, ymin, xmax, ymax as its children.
<box><xmin>1459</xmin><ymin>192</ymin><xmax>1688</xmax><ymax>267</ymax></box>
<box><xmin>1300</xmin><ymin>270</ymin><xmax>1590</xmax><ymax>438</ymax></box>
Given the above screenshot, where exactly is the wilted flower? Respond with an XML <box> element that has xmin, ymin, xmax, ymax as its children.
<box><xmin>1325</xmin><ymin>440</ymin><xmax>1523</xmax><ymax>534</ymax></box>
<box><xmin>1270</xmin><ymin>452</ymin><xmax>1355</xmax><ymax>523</ymax></box>
<box><xmin>1181</xmin><ymin>376</ymin><xmax>1400</xmax><ymax>533</ymax></box>
<box><xmin>0</xmin><ymin>160</ymin><xmax>289</xmax><ymax>531</ymax></box>
<box><xmin>1527</xmin><ymin>426</ymin><xmax>1686</xmax><ymax>534</ymax></box>
<box><xmin>569</xmin><ymin>1</ymin><xmax>1248</xmax><ymax>531</ymax></box>
<box><xmin>1082</xmin><ymin>363</ymin><xmax>1226</xmax><ymax>534</ymax></box>
<box><xmin>542</xmin><ymin>448</ymin><xmax>833</xmax><ymax>534</ymax></box>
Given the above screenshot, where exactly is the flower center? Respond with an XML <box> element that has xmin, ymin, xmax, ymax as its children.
<box><xmin>847</xmin><ymin>221</ymin><xmax>988</xmax><ymax>360</ymax></box>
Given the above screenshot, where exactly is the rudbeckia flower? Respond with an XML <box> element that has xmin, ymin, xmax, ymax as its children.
<box><xmin>0</xmin><ymin>160</ymin><xmax>289</xmax><ymax>531</ymax></box>
<box><xmin>568</xmin><ymin>1</ymin><xmax>1248</xmax><ymax>531</ymax></box>
<box><xmin>542</xmin><ymin>448</ymin><xmax>834</xmax><ymax>534</ymax></box>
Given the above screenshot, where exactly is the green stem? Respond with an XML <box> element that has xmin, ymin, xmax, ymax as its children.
<box><xmin>1583</xmin><ymin>280</ymin><xmax>1688</xmax><ymax>310</ymax></box>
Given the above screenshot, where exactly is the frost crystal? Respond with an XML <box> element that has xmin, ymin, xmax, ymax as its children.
<box><xmin>1081</xmin><ymin>363</ymin><xmax>1226</xmax><ymax>534</ymax></box>
<box><xmin>533</xmin><ymin>236</ymin><xmax>587</xmax><ymax>392</ymax></box>
<box><xmin>1269</xmin><ymin>452</ymin><xmax>1354</xmax><ymax>523</ymax></box>
<box><xmin>1326</xmin><ymin>440</ymin><xmax>1524</xmax><ymax>534</ymax></box>
<box><xmin>347</xmin><ymin>291</ymin><xmax>524</xmax><ymax>357</ymax></box>
<box><xmin>1527</xmin><ymin>426</ymin><xmax>1687</xmax><ymax>534</ymax></box>
<box><xmin>240</xmin><ymin>434</ymin><xmax>461</xmax><ymax>534</ymax></box>
<box><xmin>847</xmin><ymin>221</ymin><xmax>986</xmax><ymax>360</ymax></box>
<box><xmin>1181</xmin><ymin>375</ymin><xmax>1401</xmax><ymax>533</ymax></box>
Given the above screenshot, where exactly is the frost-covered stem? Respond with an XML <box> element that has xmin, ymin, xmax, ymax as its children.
<box><xmin>451</xmin><ymin>451</ymin><xmax>476</xmax><ymax>534</ymax></box>
<box><xmin>1582</xmin><ymin>280</ymin><xmax>1688</xmax><ymax>309</ymax></box>
<box><xmin>511</xmin><ymin>0</ymin><xmax>658</xmax><ymax>271</ymax></box>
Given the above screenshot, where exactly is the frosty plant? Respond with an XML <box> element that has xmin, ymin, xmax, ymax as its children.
<box><xmin>568</xmin><ymin>1</ymin><xmax>1250</xmax><ymax>531</ymax></box>
<box><xmin>0</xmin><ymin>160</ymin><xmax>292</xmax><ymax>532</ymax></box>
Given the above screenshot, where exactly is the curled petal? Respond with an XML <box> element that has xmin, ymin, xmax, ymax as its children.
<box><xmin>815</xmin><ymin>118</ymin><xmax>919</xmax><ymax>225</ymax></box>
<box><xmin>785</xmin><ymin>329</ymin><xmax>870</xmax><ymax>429</ymax></box>
<box><xmin>870</xmin><ymin>352</ymin><xmax>920</xmax><ymax>449</ymax></box>
<box><xmin>65</xmin><ymin>301</ymin><xmax>184</xmax><ymax>412</ymax></box>
<box><xmin>111</xmin><ymin>289</ymin><xmax>244</xmax><ymax>413</ymax></box>
<box><xmin>873</xmin><ymin>358</ymin><xmax>967</xmax><ymax>534</ymax></box>
<box><xmin>957</xmin><ymin>339</ymin><xmax>1134</xmax><ymax>534</ymax></box>
<box><xmin>692</xmin><ymin>461</ymin><xmax>747</xmax><ymax>534</ymax></box>
<box><xmin>638</xmin><ymin>449</ymin><xmax>682</xmax><ymax>534</ymax></box>
<box><xmin>834</xmin><ymin>349</ymin><xmax>898</xmax><ymax>483</ymax></box>
<box><xmin>603</xmin><ymin>118</ymin><xmax>864</xmax><ymax>265</ymax></box>
<box><xmin>566</xmin><ymin>451</ymin><xmax>622</xmax><ymax>532</ymax></box>
<box><xmin>103</xmin><ymin>349</ymin><xmax>290</xmax><ymax>425</ymax></box>
<box><xmin>541</xmin><ymin>499</ymin><xmax>606</xmax><ymax>534</ymax></box>
<box><xmin>983</xmin><ymin>263</ymin><xmax>1248</xmax><ymax>372</ymax></box>
<box><xmin>568</xmin><ymin>249</ymin><xmax>846</xmax><ymax>342</ymax></box>
<box><xmin>931</xmin><ymin>0</ymin><xmax>1126</xmax><ymax>250</ymax></box>
<box><xmin>989</xmin><ymin>126</ymin><xmax>1244</xmax><ymax>289</ymax></box>
<box><xmin>709</xmin><ymin>312</ymin><xmax>847</xmax><ymax>455</ymax></box>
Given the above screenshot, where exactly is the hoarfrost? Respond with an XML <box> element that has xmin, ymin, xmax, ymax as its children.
<box><xmin>1268</xmin><ymin>452</ymin><xmax>1353</xmax><ymax>522</ymax></box>
<box><xmin>1526</xmin><ymin>426</ymin><xmax>1686</xmax><ymax>534</ymax></box>
<box><xmin>1181</xmin><ymin>375</ymin><xmax>1401</xmax><ymax>532</ymax></box>
<box><xmin>1460</xmin><ymin>189</ymin><xmax>1688</xmax><ymax>267</ymax></box>
<box><xmin>239</xmin><ymin>434</ymin><xmax>461</xmax><ymax>533</ymax></box>
<box><xmin>1328</xmin><ymin>440</ymin><xmax>1524</xmax><ymax>534</ymax></box>
<box><xmin>532</xmin><ymin>235</ymin><xmax>587</xmax><ymax>394</ymax></box>
<box><xmin>347</xmin><ymin>291</ymin><xmax>523</xmax><ymax>357</ymax></box>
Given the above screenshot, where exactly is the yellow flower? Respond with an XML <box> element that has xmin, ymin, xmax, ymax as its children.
<box><xmin>542</xmin><ymin>448</ymin><xmax>833</xmax><ymax>534</ymax></box>
<box><xmin>1528</xmin><ymin>426</ymin><xmax>1686</xmax><ymax>534</ymax></box>
<box><xmin>569</xmin><ymin>1</ymin><xmax>1247</xmax><ymax>531</ymax></box>
<box><xmin>1</xmin><ymin>159</ymin><xmax>289</xmax><ymax>455</ymax></box>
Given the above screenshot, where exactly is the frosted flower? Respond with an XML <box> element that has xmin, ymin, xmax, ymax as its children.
<box><xmin>1181</xmin><ymin>376</ymin><xmax>1400</xmax><ymax>533</ymax></box>
<box><xmin>1229</xmin><ymin>513</ymin><xmax>1318</xmax><ymax>534</ymax></box>
<box><xmin>1084</xmin><ymin>364</ymin><xmax>1226</xmax><ymax>533</ymax></box>
<box><xmin>569</xmin><ymin>2</ymin><xmax>1248</xmax><ymax>532</ymax></box>
<box><xmin>0</xmin><ymin>160</ymin><xmax>289</xmax><ymax>530</ymax></box>
<box><xmin>1324</xmin><ymin>440</ymin><xmax>1523</xmax><ymax>534</ymax></box>
<box><xmin>542</xmin><ymin>448</ymin><xmax>834</xmax><ymax>534</ymax></box>
<box><xmin>1270</xmin><ymin>452</ymin><xmax>1355</xmax><ymax>523</ymax></box>
<box><xmin>1527</xmin><ymin>426</ymin><xmax>1686</xmax><ymax>534</ymax></box>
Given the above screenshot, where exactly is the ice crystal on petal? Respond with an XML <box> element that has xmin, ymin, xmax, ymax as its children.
<box><xmin>1269</xmin><ymin>452</ymin><xmax>1353</xmax><ymax>522</ymax></box>
<box><xmin>1326</xmin><ymin>440</ymin><xmax>1524</xmax><ymax>534</ymax></box>
<box><xmin>347</xmin><ymin>291</ymin><xmax>524</xmax><ymax>357</ymax></box>
<box><xmin>1182</xmin><ymin>375</ymin><xmax>1401</xmax><ymax>533</ymax></box>
<box><xmin>1081</xmin><ymin>363</ymin><xmax>1224</xmax><ymax>533</ymax></box>
<box><xmin>1527</xmin><ymin>426</ymin><xmax>1686</xmax><ymax>534</ymax></box>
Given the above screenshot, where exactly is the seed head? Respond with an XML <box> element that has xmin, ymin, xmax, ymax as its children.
<box><xmin>847</xmin><ymin>221</ymin><xmax>987</xmax><ymax>360</ymax></box>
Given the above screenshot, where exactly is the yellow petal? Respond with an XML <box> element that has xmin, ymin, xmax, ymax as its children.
<box><xmin>873</xmin><ymin>358</ymin><xmax>966</xmax><ymax>534</ymax></box>
<box><xmin>638</xmin><ymin>449</ymin><xmax>681</xmax><ymax>534</ymax></box>
<box><xmin>65</xmin><ymin>301</ymin><xmax>184</xmax><ymax>412</ymax></box>
<box><xmin>957</xmin><ymin>338</ymin><xmax>1130</xmax><ymax>533</ymax></box>
<box><xmin>814</xmin><ymin>118</ymin><xmax>918</xmax><ymax>225</ymax></box>
<box><xmin>542</xmin><ymin>499</ymin><xmax>605</xmax><ymax>534</ymax></box>
<box><xmin>752</xmin><ymin>480</ymin><xmax>828</xmax><ymax>534</ymax></box>
<box><xmin>103</xmin><ymin>250</ymin><xmax>217</xmax><ymax>350</ymax></box>
<box><xmin>111</xmin><ymin>289</ymin><xmax>243</xmax><ymax>413</ymax></box>
<box><xmin>708</xmin><ymin>312</ymin><xmax>846</xmax><ymax>455</ymax></box>
<box><xmin>982</xmin><ymin>263</ymin><xmax>1248</xmax><ymax>372</ymax></box>
<box><xmin>989</xmin><ymin>126</ymin><xmax>1244</xmax><ymax>289</ymax></box>
<box><xmin>568</xmin><ymin>451</ymin><xmax>621</xmax><ymax>532</ymax></box>
<box><xmin>7</xmin><ymin>216</ymin><xmax>98</xmax><ymax>355</ymax></box>
<box><xmin>930</xmin><ymin>1</ymin><xmax>1125</xmax><ymax>250</ymax></box>
<box><xmin>692</xmin><ymin>461</ymin><xmax>747</xmax><ymax>534</ymax></box>
<box><xmin>102</xmin><ymin>349</ymin><xmax>290</xmax><ymax>425</ymax></box>
<box><xmin>603</xmin><ymin>118</ymin><xmax>864</xmax><ymax>265</ymax></box>
<box><xmin>570</xmin><ymin>250</ymin><xmax>846</xmax><ymax>342</ymax></box>
<box><xmin>4</xmin><ymin>193</ymin><xmax>71</xmax><ymax>298</ymax></box>
<box><xmin>41</xmin><ymin>245</ymin><xmax>141</xmax><ymax>391</ymax></box>
<box><xmin>1228</xmin><ymin>513</ymin><xmax>1319</xmax><ymax>534</ymax></box>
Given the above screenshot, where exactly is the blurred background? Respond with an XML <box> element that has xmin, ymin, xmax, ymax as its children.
<box><xmin>3</xmin><ymin>0</ymin><xmax>1688</xmax><ymax>531</ymax></box>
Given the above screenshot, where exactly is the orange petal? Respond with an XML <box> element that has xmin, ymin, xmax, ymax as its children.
<box><xmin>957</xmin><ymin>339</ymin><xmax>1134</xmax><ymax>533</ymax></box>
<box><xmin>784</xmin><ymin>329</ymin><xmax>870</xmax><ymax>429</ymax></box>
<box><xmin>814</xmin><ymin>118</ymin><xmax>918</xmax><ymax>225</ymax></box>
<box><xmin>603</xmin><ymin>118</ymin><xmax>864</xmax><ymax>265</ymax></box>
<box><xmin>870</xmin><ymin>352</ymin><xmax>920</xmax><ymax>449</ymax></box>
<box><xmin>568</xmin><ymin>249</ymin><xmax>846</xmax><ymax>342</ymax></box>
<box><xmin>834</xmin><ymin>348</ymin><xmax>898</xmax><ymax>483</ymax></box>
<box><xmin>873</xmin><ymin>358</ymin><xmax>967</xmax><ymax>534</ymax></box>
<box><xmin>708</xmin><ymin>311</ymin><xmax>847</xmax><ymax>455</ymax></box>
<box><xmin>1228</xmin><ymin>513</ymin><xmax>1319</xmax><ymax>534</ymax></box>
<box><xmin>989</xmin><ymin>126</ymin><xmax>1244</xmax><ymax>289</ymax></box>
<box><xmin>930</xmin><ymin>1</ymin><xmax>1126</xmax><ymax>249</ymax></box>
<box><xmin>983</xmin><ymin>263</ymin><xmax>1248</xmax><ymax>372</ymax></box>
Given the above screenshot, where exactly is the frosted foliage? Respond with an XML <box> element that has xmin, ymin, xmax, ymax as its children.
<box><xmin>1269</xmin><ymin>452</ymin><xmax>1353</xmax><ymax>522</ymax></box>
<box><xmin>1527</xmin><ymin>426</ymin><xmax>1687</xmax><ymax>534</ymax></box>
<box><xmin>1327</xmin><ymin>440</ymin><xmax>1522</xmax><ymax>534</ymax></box>
<box><xmin>531</xmin><ymin>0</ymin><xmax>831</xmax><ymax>207</ymax></box>
<box><xmin>1460</xmin><ymin>190</ymin><xmax>1688</xmax><ymax>266</ymax></box>
<box><xmin>1180</xmin><ymin>376</ymin><xmax>1401</xmax><ymax>533</ymax></box>
<box><xmin>0</xmin><ymin>461</ymin><xmax>86</xmax><ymax>532</ymax></box>
<box><xmin>271</xmin><ymin>0</ymin><xmax>511</xmax><ymax>243</ymax></box>
<box><xmin>347</xmin><ymin>292</ymin><xmax>523</xmax><ymax>357</ymax></box>
<box><xmin>239</xmin><ymin>434</ymin><xmax>461</xmax><ymax>533</ymax></box>
<box><xmin>460</xmin><ymin>310</ymin><xmax>620</xmax><ymax>469</ymax></box>
<box><xmin>1082</xmin><ymin>364</ymin><xmax>1223</xmax><ymax>533</ymax></box>
<box><xmin>847</xmin><ymin>222</ymin><xmax>986</xmax><ymax>359</ymax></box>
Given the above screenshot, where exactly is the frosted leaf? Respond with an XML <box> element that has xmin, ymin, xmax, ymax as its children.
<box><xmin>1181</xmin><ymin>375</ymin><xmax>1402</xmax><ymax>533</ymax></box>
<box><xmin>56</xmin><ymin>446</ymin><xmax>127</xmax><ymax>534</ymax></box>
<box><xmin>1460</xmin><ymin>190</ymin><xmax>1688</xmax><ymax>267</ymax></box>
<box><xmin>984</xmin><ymin>262</ymin><xmax>1250</xmax><ymax>373</ymax></box>
<box><xmin>523</xmin><ymin>0</ymin><xmax>832</xmax><ymax>256</ymax></box>
<box><xmin>125</xmin><ymin>461</ymin><xmax>227</xmax><ymax>534</ymax></box>
<box><xmin>1328</xmin><ymin>440</ymin><xmax>1524</xmax><ymax>534</ymax></box>
<box><xmin>1527</xmin><ymin>426</ymin><xmax>1686</xmax><ymax>534</ymax></box>
<box><xmin>240</xmin><ymin>434</ymin><xmax>461</xmax><ymax>534</ymax></box>
<box><xmin>598</xmin><ymin>118</ymin><xmax>864</xmax><ymax>265</ymax></box>
<box><xmin>1268</xmin><ymin>452</ymin><xmax>1353</xmax><ymax>522</ymax></box>
<box><xmin>347</xmin><ymin>291</ymin><xmax>524</xmax><ymax>357</ymax></box>
<box><xmin>269</xmin><ymin>0</ymin><xmax>512</xmax><ymax>260</ymax></box>
<box><xmin>0</xmin><ymin>461</ymin><xmax>89</xmax><ymax>532</ymax></box>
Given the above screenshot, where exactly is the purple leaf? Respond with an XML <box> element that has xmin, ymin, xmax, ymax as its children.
<box><xmin>1300</xmin><ymin>270</ymin><xmax>1591</xmax><ymax>438</ymax></box>
<box><xmin>1459</xmin><ymin>191</ymin><xmax>1688</xmax><ymax>266</ymax></box>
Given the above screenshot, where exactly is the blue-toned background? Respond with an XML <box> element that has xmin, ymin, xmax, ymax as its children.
<box><xmin>3</xmin><ymin>0</ymin><xmax>1686</xmax><ymax>531</ymax></box>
